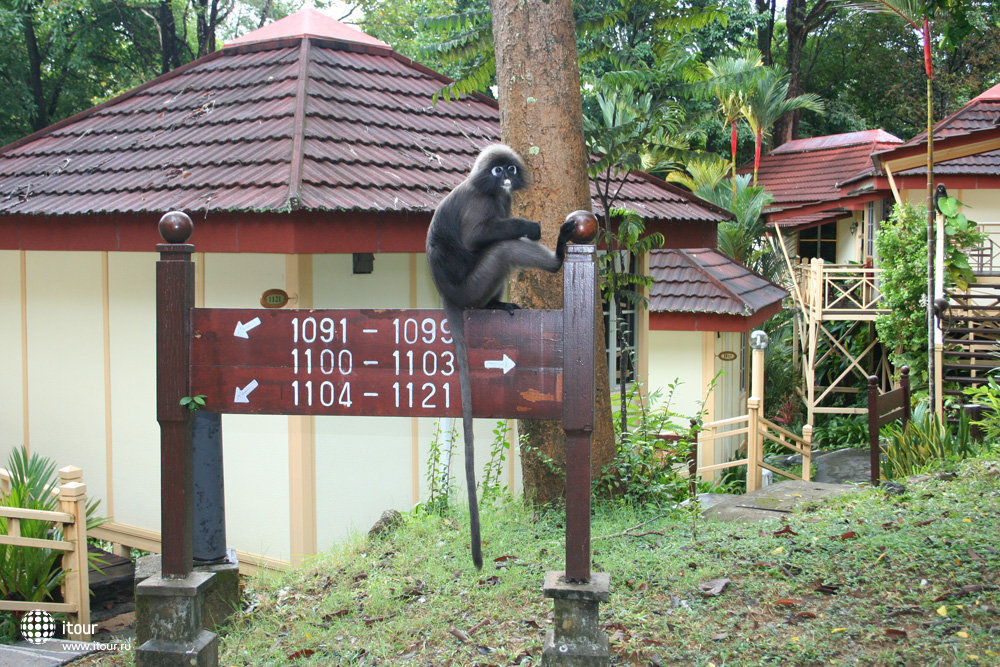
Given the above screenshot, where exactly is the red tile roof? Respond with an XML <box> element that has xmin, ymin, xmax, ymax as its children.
<box><xmin>892</xmin><ymin>83</ymin><xmax>1000</xmax><ymax>177</ymax></box>
<box><xmin>753</xmin><ymin>131</ymin><xmax>902</xmax><ymax>209</ymax></box>
<box><xmin>648</xmin><ymin>248</ymin><xmax>786</xmax><ymax>316</ymax></box>
<box><xmin>0</xmin><ymin>11</ymin><xmax>728</xmax><ymax>227</ymax></box>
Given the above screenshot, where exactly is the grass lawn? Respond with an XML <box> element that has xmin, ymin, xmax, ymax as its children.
<box><xmin>76</xmin><ymin>455</ymin><xmax>999</xmax><ymax>666</ymax></box>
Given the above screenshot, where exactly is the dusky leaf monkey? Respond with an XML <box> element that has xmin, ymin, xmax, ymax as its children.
<box><xmin>426</xmin><ymin>144</ymin><xmax>578</xmax><ymax>569</ymax></box>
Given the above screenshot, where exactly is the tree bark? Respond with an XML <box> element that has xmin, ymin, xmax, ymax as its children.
<box><xmin>775</xmin><ymin>0</ymin><xmax>831</xmax><ymax>147</ymax></box>
<box><xmin>21</xmin><ymin>13</ymin><xmax>47</xmax><ymax>131</ymax></box>
<box><xmin>157</xmin><ymin>1</ymin><xmax>182</xmax><ymax>74</ymax></box>
<box><xmin>489</xmin><ymin>0</ymin><xmax>615</xmax><ymax>504</ymax></box>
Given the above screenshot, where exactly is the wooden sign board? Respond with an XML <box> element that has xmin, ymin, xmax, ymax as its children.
<box><xmin>190</xmin><ymin>308</ymin><xmax>563</xmax><ymax>418</ymax></box>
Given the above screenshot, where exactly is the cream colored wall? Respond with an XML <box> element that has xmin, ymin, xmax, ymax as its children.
<box><xmin>957</xmin><ymin>188</ymin><xmax>1000</xmax><ymax>223</ymax></box>
<box><xmin>22</xmin><ymin>252</ymin><xmax>109</xmax><ymax>507</ymax></box>
<box><xmin>646</xmin><ymin>330</ymin><xmax>705</xmax><ymax>421</ymax></box>
<box><xmin>713</xmin><ymin>331</ymin><xmax>746</xmax><ymax>465</ymax></box>
<box><xmin>0</xmin><ymin>251</ymin><xmax>24</xmax><ymax>448</ymax></box>
<box><xmin>203</xmin><ymin>253</ymin><xmax>291</xmax><ymax>562</ymax></box>
<box><xmin>107</xmin><ymin>253</ymin><xmax>159</xmax><ymax>528</ymax></box>
<box><xmin>837</xmin><ymin>214</ymin><xmax>862</xmax><ymax>264</ymax></box>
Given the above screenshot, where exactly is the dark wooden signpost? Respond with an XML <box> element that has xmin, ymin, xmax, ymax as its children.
<box><xmin>143</xmin><ymin>211</ymin><xmax>606</xmax><ymax>665</ymax></box>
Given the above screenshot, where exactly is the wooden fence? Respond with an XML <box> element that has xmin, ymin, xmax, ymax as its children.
<box><xmin>693</xmin><ymin>399</ymin><xmax>814</xmax><ymax>492</ymax></box>
<box><xmin>0</xmin><ymin>465</ymin><xmax>91</xmax><ymax>641</ymax></box>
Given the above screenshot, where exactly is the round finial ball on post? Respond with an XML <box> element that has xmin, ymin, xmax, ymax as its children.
<box><xmin>565</xmin><ymin>210</ymin><xmax>598</xmax><ymax>244</ymax></box>
<box><xmin>158</xmin><ymin>211</ymin><xmax>193</xmax><ymax>244</ymax></box>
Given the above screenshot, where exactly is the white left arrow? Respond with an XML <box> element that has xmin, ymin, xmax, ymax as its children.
<box><xmin>234</xmin><ymin>379</ymin><xmax>259</xmax><ymax>403</ymax></box>
<box><xmin>484</xmin><ymin>354</ymin><xmax>516</xmax><ymax>375</ymax></box>
<box><xmin>233</xmin><ymin>317</ymin><xmax>262</xmax><ymax>339</ymax></box>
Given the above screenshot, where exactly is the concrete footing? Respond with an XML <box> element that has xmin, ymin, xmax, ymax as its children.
<box><xmin>135</xmin><ymin>571</ymin><xmax>218</xmax><ymax>666</ymax></box>
<box><xmin>541</xmin><ymin>570</ymin><xmax>610</xmax><ymax>666</ymax></box>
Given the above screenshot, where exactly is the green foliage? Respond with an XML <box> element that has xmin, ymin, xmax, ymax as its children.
<box><xmin>963</xmin><ymin>375</ymin><xmax>1000</xmax><ymax>445</ymax></box>
<box><xmin>937</xmin><ymin>194</ymin><xmax>986</xmax><ymax>290</ymax></box>
<box><xmin>875</xmin><ymin>202</ymin><xmax>931</xmax><ymax>382</ymax></box>
<box><xmin>814</xmin><ymin>413</ymin><xmax>870</xmax><ymax>449</ymax></box>
<box><xmin>0</xmin><ymin>446</ymin><xmax>105</xmax><ymax>609</ymax></box>
<box><xmin>480</xmin><ymin>420</ymin><xmax>512</xmax><ymax>502</ymax></box>
<box><xmin>875</xmin><ymin>199</ymin><xmax>985</xmax><ymax>382</ymax></box>
<box><xmin>180</xmin><ymin>394</ymin><xmax>207</xmax><ymax>411</ymax></box>
<box><xmin>880</xmin><ymin>402</ymin><xmax>978</xmax><ymax>479</ymax></box>
<box><xmin>595</xmin><ymin>381</ymin><xmax>704</xmax><ymax>505</ymax></box>
<box><xmin>420</xmin><ymin>421</ymin><xmax>457</xmax><ymax>515</ymax></box>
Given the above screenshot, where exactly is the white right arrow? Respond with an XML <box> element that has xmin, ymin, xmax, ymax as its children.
<box><xmin>234</xmin><ymin>379</ymin><xmax>259</xmax><ymax>403</ymax></box>
<box><xmin>484</xmin><ymin>354</ymin><xmax>516</xmax><ymax>375</ymax></box>
<box><xmin>233</xmin><ymin>317</ymin><xmax>262</xmax><ymax>339</ymax></box>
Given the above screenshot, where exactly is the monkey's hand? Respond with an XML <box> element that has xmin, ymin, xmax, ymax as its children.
<box><xmin>520</xmin><ymin>221</ymin><xmax>541</xmax><ymax>241</ymax></box>
<box><xmin>559</xmin><ymin>217</ymin><xmax>578</xmax><ymax>240</ymax></box>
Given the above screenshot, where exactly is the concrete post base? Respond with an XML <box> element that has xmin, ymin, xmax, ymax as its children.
<box><xmin>136</xmin><ymin>549</ymin><xmax>240</xmax><ymax>632</ymax></box>
<box><xmin>541</xmin><ymin>570</ymin><xmax>610</xmax><ymax>666</ymax></box>
<box><xmin>135</xmin><ymin>571</ymin><xmax>218</xmax><ymax>666</ymax></box>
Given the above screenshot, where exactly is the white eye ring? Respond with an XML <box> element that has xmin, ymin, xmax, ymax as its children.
<box><xmin>491</xmin><ymin>166</ymin><xmax>504</xmax><ymax>177</ymax></box>
<box><xmin>508</xmin><ymin>165</ymin><xmax>517</xmax><ymax>175</ymax></box>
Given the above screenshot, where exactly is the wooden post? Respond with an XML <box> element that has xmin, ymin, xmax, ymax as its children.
<box><xmin>867</xmin><ymin>375</ymin><xmax>880</xmax><ymax>486</ymax></box>
<box><xmin>746</xmin><ymin>397</ymin><xmax>761</xmax><ymax>492</ymax></box>
<box><xmin>562</xmin><ymin>243</ymin><xmax>595</xmax><ymax>584</ymax></box>
<box><xmin>59</xmin><ymin>477</ymin><xmax>90</xmax><ymax>640</ymax></box>
<box><xmin>801</xmin><ymin>424</ymin><xmax>813</xmax><ymax>481</ymax></box>
<box><xmin>156</xmin><ymin>211</ymin><xmax>195</xmax><ymax>578</ymax></box>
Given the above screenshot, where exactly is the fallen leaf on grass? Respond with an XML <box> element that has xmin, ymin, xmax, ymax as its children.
<box><xmin>795</xmin><ymin>611</ymin><xmax>817</xmax><ymax>620</ymax></box>
<box><xmin>815</xmin><ymin>583</ymin><xmax>840</xmax><ymax>595</ymax></box>
<box><xmin>712</xmin><ymin>632</ymin><xmax>730</xmax><ymax>641</ymax></box>
<box><xmin>957</xmin><ymin>630</ymin><xmax>970</xmax><ymax>638</ymax></box>
<box><xmin>914</xmin><ymin>519</ymin><xmax>936</xmax><ymax>527</ymax></box>
<box><xmin>967</xmin><ymin>548</ymin><xmax>985</xmax><ymax>563</ymax></box>
<box><xmin>773</xmin><ymin>524</ymin><xmax>798</xmax><ymax>537</ymax></box>
<box><xmin>287</xmin><ymin>648</ymin><xmax>315</xmax><ymax>660</ymax></box>
<box><xmin>885</xmin><ymin>628</ymin><xmax>907</xmax><ymax>640</ymax></box>
<box><xmin>449</xmin><ymin>627</ymin><xmax>470</xmax><ymax>643</ymax></box>
<box><xmin>478</xmin><ymin>575</ymin><xmax>500</xmax><ymax>587</ymax></box>
<box><xmin>831</xmin><ymin>531</ymin><xmax>857</xmax><ymax>540</ymax></box>
<box><xmin>774</xmin><ymin>598</ymin><xmax>803</xmax><ymax>606</ymax></box>
<box><xmin>322</xmin><ymin>609</ymin><xmax>350</xmax><ymax>621</ymax></box>
<box><xmin>937</xmin><ymin>605</ymin><xmax>949</xmax><ymax>617</ymax></box>
<box><xmin>699</xmin><ymin>578</ymin><xmax>731</xmax><ymax>596</ymax></box>
<box><xmin>524</xmin><ymin>619</ymin><xmax>542</xmax><ymax>629</ymax></box>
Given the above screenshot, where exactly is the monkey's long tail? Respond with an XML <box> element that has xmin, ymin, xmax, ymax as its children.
<box><xmin>445</xmin><ymin>303</ymin><xmax>483</xmax><ymax>570</ymax></box>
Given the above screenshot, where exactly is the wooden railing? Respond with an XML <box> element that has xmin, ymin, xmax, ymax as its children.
<box><xmin>793</xmin><ymin>258</ymin><xmax>885</xmax><ymax>317</ymax></box>
<box><xmin>692</xmin><ymin>399</ymin><xmax>814</xmax><ymax>492</ymax></box>
<box><xmin>966</xmin><ymin>222</ymin><xmax>1000</xmax><ymax>275</ymax></box>
<box><xmin>0</xmin><ymin>465</ymin><xmax>91</xmax><ymax>641</ymax></box>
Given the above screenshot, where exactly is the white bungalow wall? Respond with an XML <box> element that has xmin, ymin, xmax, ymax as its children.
<box><xmin>646</xmin><ymin>329</ymin><xmax>747</xmax><ymax>474</ymax></box>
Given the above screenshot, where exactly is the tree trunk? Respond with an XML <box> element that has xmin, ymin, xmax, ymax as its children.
<box><xmin>157</xmin><ymin>1</ymin><xmax>182</xmax><ymax>74</ymax></box>
<box><xmin>489</xmin><ymin>0</ymin><xmax>615</xmax><ymax>504</ymax></box>
<box><xmin>21</xmin><ymin>13</ymin><xmax>47</xmax><ymax>132</ymax></box>
<box><xmin>754</xmin><ymin>0</ymin><xmax>775</xmax><ymax>65</ymax></box>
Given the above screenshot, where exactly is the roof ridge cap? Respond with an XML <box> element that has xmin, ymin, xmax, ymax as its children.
<box><xmin>285</xmin><ymin>37</ymin><xmax>311</xmax><ymax>209</ymax></box>
<box><xmin>677</xmin><ymin>248</ymin><xmax>752</xmax><ymax>312</ymax></box>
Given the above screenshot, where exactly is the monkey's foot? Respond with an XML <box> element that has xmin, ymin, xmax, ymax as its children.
<box><xmin>485</xmin><ymin>299</ymin><xmax>520</xmax><ymax>315</ymax></box>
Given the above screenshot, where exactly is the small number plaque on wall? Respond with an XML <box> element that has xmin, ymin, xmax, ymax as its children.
<box><xmin>260</xmin><ymin>289</ymin><xmax>290</xmax><ymax>309</ymax></box>
<box><xmin>717</xmin><ymin>351</ymin><xmax>738</xmax><ymax>361</ymax></box>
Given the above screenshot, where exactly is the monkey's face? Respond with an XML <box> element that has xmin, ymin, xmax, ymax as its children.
<box><xmin>491</xmin><ymin>163</ymin><xmax>520</xmax><ymax>193</ymax></box>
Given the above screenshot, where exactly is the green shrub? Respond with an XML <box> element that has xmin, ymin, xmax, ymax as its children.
<box><xmin>596</xmin><ymin>381</ymin><xmax>702</xmax><ymax>505</ymax></box>
<box><xmin>880</xmin><ymin>403</ymin><xmax>977</xmax><ymax>479</ymax></box>
<box><xmin>814</xmin><ymin>414</ymin><xmax>869</xmax><ymax>449</ymax></box>
<box><xmin>963</xmin><ymin>376</ymin><xmax>1000</xmax><ymax>447</ymax></box>
<box><xmin>0</xmin><ymin>446</ymin><xmax>105</xmax><ymax>606</ymax></box>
